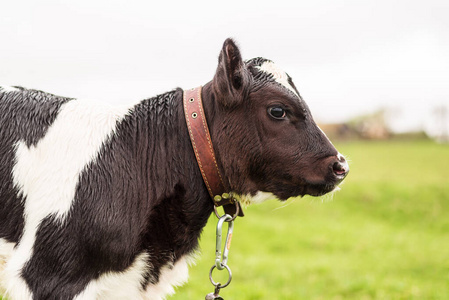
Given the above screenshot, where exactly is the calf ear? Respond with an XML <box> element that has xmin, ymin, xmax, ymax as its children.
<box><xmin>212</xmin><ymin>38</ymin><xmax>250</xmax><ymax>108</ymax></box>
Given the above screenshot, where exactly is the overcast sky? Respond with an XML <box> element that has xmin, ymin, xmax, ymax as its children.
<box><xmin>1</xmin><ymin>0</ymin><xmax>448</xmax><ymax>135</ymax></box>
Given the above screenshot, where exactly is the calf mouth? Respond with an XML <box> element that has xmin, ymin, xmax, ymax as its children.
<box><xmin>235</xmin><ymin>155</ymin><xmax>349</xmax><ymax>204</ymax></box>
<box><xmin>274</xmin><ymin>155</ymin><xmax>349</xmax><ymax>199</ymax></box>
<box><xmin>303</xmin><ymin>158</ymin><xmax>349</xmax><ymax>197</ymax></box>
<box><xmin>302</xmin><ymin>181</ymin><xmax>342</xmax><ymax>197</ymax></box>
<box><xmin>234</xmin><ymin>173</ymin><xmax>347</xmax><ymax>205</ymax></box>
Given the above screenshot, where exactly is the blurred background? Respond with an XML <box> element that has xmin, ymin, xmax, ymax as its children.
<box><xmin>1</xmin><ymin>0</ymin><xmax>448</xmax><ymax>299</ymax></box>
<box><xmin>1</xmin><ymin>0</ymin><xmax>448</xmax><ymax>141</ymax></box>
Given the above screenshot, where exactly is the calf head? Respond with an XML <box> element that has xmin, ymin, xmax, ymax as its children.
<box><xmin>208</xmin><ymin>39</ymin><xmax>349</xmax><ymax>204</ymax></box>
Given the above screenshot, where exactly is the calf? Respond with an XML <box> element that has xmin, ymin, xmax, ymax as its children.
<box><xmin>0</xmin><ymin>39</ymin><xmax>348</xmax><ymax>299</ymax></box>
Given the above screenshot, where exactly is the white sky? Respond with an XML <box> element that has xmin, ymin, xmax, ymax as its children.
<box><xmin>1</xmin><ymin>0</ymin><xmax>448</xmax><ymax>135</ymax></box>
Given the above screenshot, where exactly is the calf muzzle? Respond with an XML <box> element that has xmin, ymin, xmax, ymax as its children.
<box><xmin>331</xmin><ymin>155</ymin><xmax>349</xmax><ymax>181</ymax></box>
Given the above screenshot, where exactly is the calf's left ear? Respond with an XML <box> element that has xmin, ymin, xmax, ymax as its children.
<box><xmin>212</xmin><ymin>38</ymin><xmax>250</xmax><ymax>108</ymax></box>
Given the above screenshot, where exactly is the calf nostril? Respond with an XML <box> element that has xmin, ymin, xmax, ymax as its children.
<box><xmin>332</xmin><ymin>161</ymin><xmax>347</xmax><ymax>176</ymax></box>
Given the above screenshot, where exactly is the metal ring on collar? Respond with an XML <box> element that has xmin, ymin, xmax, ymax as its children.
<box><xmin>213</xmin><ymin>201</ymin><xmax>240</xmax><ymax>221</ymax></box>
<box><xmin>209</xmin><ymin>264</ymin><xmax>232</xmax><ymax>289</ymax></box>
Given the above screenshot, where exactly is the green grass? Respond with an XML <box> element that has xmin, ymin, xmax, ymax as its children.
<box><xmin>173</xmin><ymin>140</ymin><xmax>449</xmax><ymax>299</ymax></box>
<box><xmin>2</xmin><ymin>141</ymin><xmax>448</xmax><ymax>299</ymax></box>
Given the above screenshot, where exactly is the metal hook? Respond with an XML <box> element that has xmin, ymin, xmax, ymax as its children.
<box><xmin>215</xmin><ymin>214</ymin><xmax>234</xmax><ymax>270</ymax></box>
<box><xmin>207</xmin><ymin>214</ymin><xmax>235</xmax><ymax>298</ymax></box>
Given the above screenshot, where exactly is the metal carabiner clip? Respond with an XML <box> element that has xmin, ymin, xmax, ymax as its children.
<box><xmin>215</xmin><ymin>214</ymin><xmax>234</xmax><ymax>270</ymax></box>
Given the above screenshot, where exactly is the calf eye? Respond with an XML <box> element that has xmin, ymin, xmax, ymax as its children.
<box><xmin>268</xmin><ymin>106</ymin><xmax>286</xmax><ymax>120</ymax></box>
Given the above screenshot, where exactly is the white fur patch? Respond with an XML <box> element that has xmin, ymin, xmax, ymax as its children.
<box><xmin>0</xmin><ymin>239</ymin><xmax>16</xmax><ymax>295</ymax></box>
<box><xmin>145</xmin><ymin>255</ymin><xmax>194</xmax><ymax>300</ymax></box>
<box><xmin>236</xmin><ymin>191</ymin><xmax>277</xmax><ymax>206</ymax></box>
<box><xmin>74</xmin><ymin>252</ymin><xmax>150</xmax><ymax>300</ymax></box>
<box><xmin>257</xmin><ymin>61</ymin><xmax>300</xmax><ymax>98</ymax></box>
<box><xmin>0</xmin><ymin>86</ymin><xmax>19</xmax><ymax>93</ymax></box>
<box><xmin>5</xmin><ymin>99</ymin><xmax>133</xmax><ymax>299</ymax></box>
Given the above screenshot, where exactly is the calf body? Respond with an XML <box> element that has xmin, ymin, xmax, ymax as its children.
<box><xmin>0</xmin><ymin>39</ymin><xmax>348</xmax><ymax>299</ymax></box>
<box><xmin>0</xmin><ymin>86</ymin><xmax>208</xmax><ymax>299</ymax></box>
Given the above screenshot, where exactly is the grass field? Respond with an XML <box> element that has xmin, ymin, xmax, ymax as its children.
<box><xmin>173</xmin><ymin>140</ymin><xmax>449</xmax><ymax>299</ymax></box>
<box><xmin>1</xmin><ymin>140</ymin><xmax>448</xmax><ymax>299</ymax></box>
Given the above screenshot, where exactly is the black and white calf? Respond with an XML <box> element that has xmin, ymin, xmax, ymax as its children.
<box><xmin>0</xmin><ymin>39</ymin><xmax>348</xmax><ymax>300</ymax></box>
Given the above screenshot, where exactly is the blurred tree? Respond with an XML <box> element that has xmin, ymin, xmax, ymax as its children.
<box><xmin>434</xmin><ymin>105</ymin><xmax>449</xmax><ymax>142</ymax></box>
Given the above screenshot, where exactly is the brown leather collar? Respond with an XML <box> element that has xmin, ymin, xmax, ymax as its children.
<box><xmin>183</xmin><ymin>86</ymin><xmax>243</xmax><ymax>217</ymax></box>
